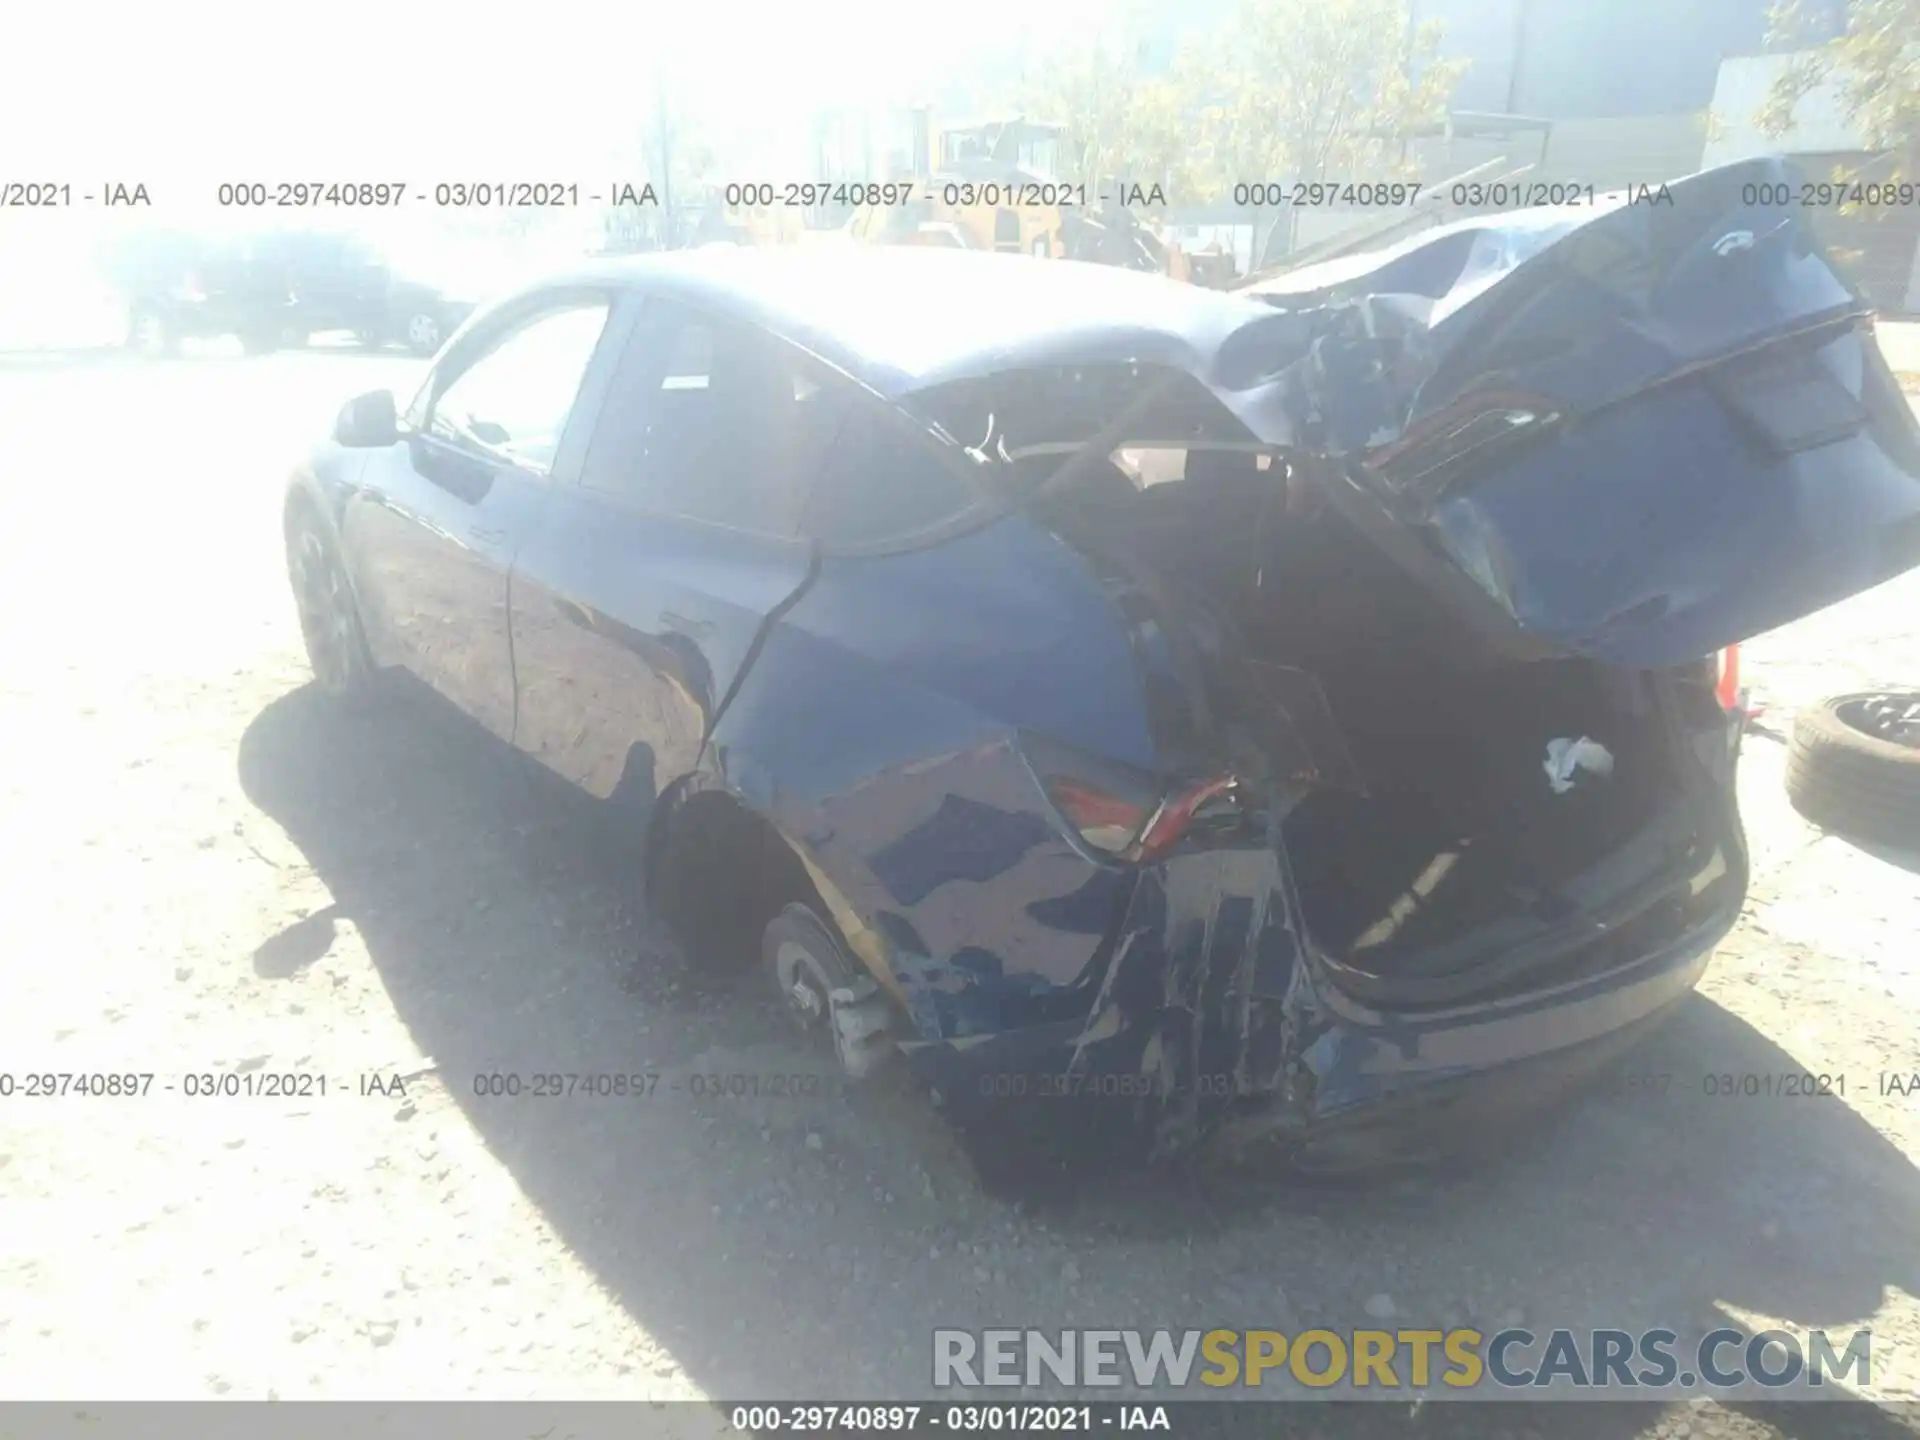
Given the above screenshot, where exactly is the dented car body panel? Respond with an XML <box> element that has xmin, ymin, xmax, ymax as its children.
<box><xmin>293</xmin><ymin>159</ymin><xmax>1909</xmax><ymax>1170</ymax></box>
<box><xmin>1232</xmin><ymin>156</ymin><xmax>1920</xmax><ymax>669</ymax></box>
<box><xmin>903</xmin><ymin>848</ymin><xmax>1729</xmax><ymax>1170</ymax></box>
<box><xmin>904</xmin><ymin>712</ymin><xmax>1746</xmax><ymax>1168</ymax></box>
<box><xmin>703</xmin><ymin>514</ymin><xmax>1157</xmax><ymax>1031</ymax></box>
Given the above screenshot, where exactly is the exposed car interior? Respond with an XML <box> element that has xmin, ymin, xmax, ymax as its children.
<box><xmin>959</xmin><ymin>379</ymin><xmax>1738</xmax><ymax>1002</ymax></box>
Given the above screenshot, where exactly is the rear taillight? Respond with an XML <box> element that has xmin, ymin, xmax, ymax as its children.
<box><xmin>1714</xmin><ymin>644</ymin><xmax>1742</xmax><ymax>712</ymax></box>
<box><xmin>1047</xmin><ymin>776</ymin><xmax>1153</xmax><ymax>854</ymax></box>
<box><xmin>1129</xmin><ymin>776</ymin><xmax>1241</xmax><ymax>863</ymax></box>
<box><xmin>1023</xmin><ymin>733</ymin><xmax>1241</xmax><ymax>864</ymax></box>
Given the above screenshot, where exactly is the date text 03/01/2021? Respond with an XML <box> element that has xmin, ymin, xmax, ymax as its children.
<box><xmin>204</xmin><ymin>181</ymin><xmax>663</xmax><ymax>208</ymax></box>
<box><xmin>726</xmin><ymin>1405</ymin><xmax>1171</xmax><ymax>1433</ymax></box>
<box><xmin>0</xmin><ymin>1071</ymin><xmax>408</xmax><ymax>1098</ymax></box>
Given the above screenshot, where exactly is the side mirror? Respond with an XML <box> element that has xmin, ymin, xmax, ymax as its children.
<box><xmin>334</xmin><ymin>389</ymin><xmax>398</xmax><ymax>448</ymax></box>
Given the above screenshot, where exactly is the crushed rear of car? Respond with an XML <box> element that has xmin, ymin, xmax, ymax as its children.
<box><xmin>864</xmin><ymin>158</ymin><xmax>1920</xmax><ymax>1175</ymax></box>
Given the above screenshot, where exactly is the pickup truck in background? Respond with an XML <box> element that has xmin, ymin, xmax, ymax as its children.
<box><xmin>106</xmin><ymin>227</ymin><xmax>479</xmax><ymax>358</ymax></box>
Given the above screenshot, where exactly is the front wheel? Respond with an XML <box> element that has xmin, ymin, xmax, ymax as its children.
<box><xmin>286</xmin><ymin>514</ymin><xmax>377</xmax><ymax>699</ymax></box>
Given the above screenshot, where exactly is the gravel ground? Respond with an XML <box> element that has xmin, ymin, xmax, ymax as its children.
<box><xmin>1</xmin><ymin>346</ymin><xmax>1918</xmax><ymax>1440</ymax></box>
<box><xmin>1879</xmin><ymin>321</ymin><xmax>1920</xmax><ymax>386</ymax></box>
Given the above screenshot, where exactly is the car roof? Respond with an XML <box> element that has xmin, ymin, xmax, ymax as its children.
<box><xmin>536</xmin><ymin>246</ymin><xmax>1277</xmax><ymax>400</ymax></box>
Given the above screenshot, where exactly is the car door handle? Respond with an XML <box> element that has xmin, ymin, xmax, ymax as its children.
<box><xmin>660</xmin><ymin>611</ymin><xmax>712</xmax><ymax>639</ymax></box>
<box><xmin>470</xmin><ymin>524</ymin><xmax>508</xmax><ymax>545</ymax></box>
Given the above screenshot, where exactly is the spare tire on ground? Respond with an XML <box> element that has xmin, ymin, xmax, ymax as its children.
<box><xmin>1784</xmin><ymin>691</ymin><xmax>1920</xmax><ymax>848</ymax></box>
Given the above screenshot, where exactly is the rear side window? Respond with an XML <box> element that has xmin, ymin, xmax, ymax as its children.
<box><xmin>660</xmin><ymin>322</ymin><xmax>712</xmax><ymax>391</ymax></box>
<box><xmin>580</xmin><ymin>300</ymin><xmax>842</xmax><ymax>536</ymax></box>
<box><xmin>799</xmin><ymin>407</ymin><xmax>977</xmax><ymax>547</ymax></box>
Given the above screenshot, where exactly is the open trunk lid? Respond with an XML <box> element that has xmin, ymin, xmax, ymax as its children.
<box><xmin>1226</xmin><ymin>156</ymin><xmax>1920</xmax><ymax>668</ymax></box>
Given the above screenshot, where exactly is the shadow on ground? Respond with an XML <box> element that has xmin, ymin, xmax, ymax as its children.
<box><xmin>238</xmin><ymin>681</ymin><xmax>1920</xmax><ymax>1429</ymax></box>
<box><xmin>1844</xmin><ymin>840</ymin><xmax>1920</xmax><ymax>877</ymax></box>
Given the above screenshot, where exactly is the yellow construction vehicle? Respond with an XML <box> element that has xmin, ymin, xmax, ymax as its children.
<box><xmin>838</xmin><ymin>112</ymin><xmax>1238</xmax><ymax>285</ymax></box>
<box><xmin>707</xmin><ymin>193</ymin><xmax>811</xmax><ymax>248</ymax></box>
<box><xmin>839</xmin><ymin>114</ymin><xmax>1076</xmax><ymax>257</ymax></box>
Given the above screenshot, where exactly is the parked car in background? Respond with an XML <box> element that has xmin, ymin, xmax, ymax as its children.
<box><xmin>281</xmin><ymin>159</ymin><xmax>1920</xmax><ymax>1183</ymax></box>
<box><xmin>106</xmin><ymin>227</ymin><xmax>480</xmax><ymax>357</ymax></box>
<box><xmin>106</xmin><ymin>228</ymin><xmax>255</xmax><ymax>353</ymax></box>
<box><xmin>373</xmin><ymin>238</ymin><xmax>504</xmax><ymax>357</ymax></box>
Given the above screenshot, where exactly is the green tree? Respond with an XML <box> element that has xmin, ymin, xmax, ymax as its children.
<box><xmin>1201</xmin><ymin>0</ymin><xmax>1467</xmax><ymax>192</ymax></box>
<box><xmin>1010</xmin><ymin>0</ymin><xmax>1464</xmax><ymax>236</ymax></box>
<box><xmin>636</xmin><ymin>95</ymin><xmax>717</xmax><ymax>247</ymax></box>
<box><xmin>1194</xmin><ymin>0</ymin><xmax>1464</xmax><ymax>263</ymax></box>
<box><xmin>1760</xmin><ymin>0</ymin><xmax>1919</xmax><ymax>174</ymax></box>
<box><xmin>1009</xmin><ymin>37</ymin><xmax>1206</xmax><ymax>209</ymax></box>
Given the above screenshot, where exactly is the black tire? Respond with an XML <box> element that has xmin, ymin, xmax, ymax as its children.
<box><xmin>649</xmin><ymin>795</ymin><xmax>768</xmax><ymax>975</ymax></box>
<box><xmin>762</xmin><ymin>902</ymin><xmax>861</xmax><ymax>1045</ymax></box>
<box><xmin>286</xmin><ymin>511</ymin><xmax>377</xmax><ymax>700</ymax></box>
<box><xmin>126</xmin><ymin>304</ymin><xmax>177</xmax><ymax>357</ymax></box>
<box><xmin>401</xmin><ymin>310</ymin><xmax>445</xmax><ymax>357</ymax></box>
<box><xmin>1784</xmin><ymin>691</ymin><xmax>1920</xmax><ymax>847</ymax></box>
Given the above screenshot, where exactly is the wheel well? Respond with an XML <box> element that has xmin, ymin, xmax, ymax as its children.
<box><xmin>284</xmin><ymin>488</ymin><xmax>326</xmax><ymax>544</ymax></box>
<box><xmin>646</xmin><ymin>789</ymin><xmax>841</xmax><ymax>973</ymax></box>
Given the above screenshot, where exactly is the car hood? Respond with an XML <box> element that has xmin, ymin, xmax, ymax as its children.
<box><xmin>1033</xmin><ymin>156</ymin><xmax>1920</xmax><ymax>670</ymax></box>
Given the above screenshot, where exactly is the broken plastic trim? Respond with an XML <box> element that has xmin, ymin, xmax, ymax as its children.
<box><xmin>828</xmin><ymin>974</ymin><xmax>898</xmax><ymax>1080</ymax></box>
<box><xmin>1365</xmin><ymin>393</ymin><xmax>1564</xmax><ymax>506</ymax></box>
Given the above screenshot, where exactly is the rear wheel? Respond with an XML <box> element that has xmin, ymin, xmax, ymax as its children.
<box><xmin>764</xmin><ymin>903</ymin><xmax>859</xmax><ymax>1036</ymax></box>
<box><xmin>402</xmin><ymin>311</ymin><xmax>444</xmax><ymax>356</ymax></box>
<box><xmin>286</xmin><ymin>513</ymin><xmax>376</xmax><ymax>699</ymax></box>
<box><xmin>1785</xmin><ymin>691</ymin><xmax>1920</xmax><ymax>847</ymax></box>
<box><xmin>127</xmin><ymin>305</ymin><xmax>176</xmax><ymax>357</ymax></box>
<box><xmin>762</xmin><ymin>902</ymin><xmax>895</xmax><ymax>1078</ymax></box>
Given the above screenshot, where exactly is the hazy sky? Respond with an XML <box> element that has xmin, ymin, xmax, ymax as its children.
<box><xmin>0</xmin><ymin>0</ymin><xmax>1118</xmax><ymax>309</ymax></box>
<box><xmin>4</xmin><ymin>0</ymin><xmax>1113</xmax><ymax>201</ymax></box>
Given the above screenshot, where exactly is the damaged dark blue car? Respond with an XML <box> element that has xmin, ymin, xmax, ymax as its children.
<box><xmin>287</xmin><ymin>157</ymin><xmax>1920</xmax><ymax>1180</ymax></box>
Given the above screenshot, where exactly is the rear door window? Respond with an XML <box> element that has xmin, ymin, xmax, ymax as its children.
<box><xmin>799</xmin><ymin>406</ymin><xmax>978</xmax><ymax>547</ymax></box>
<box><xmin>580</xmin><ymin>300</ymin><xmax>843</xmax><ymax>536</ymax></box>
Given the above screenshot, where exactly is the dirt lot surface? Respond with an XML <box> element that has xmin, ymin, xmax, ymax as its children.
<box><xmin>1</xmin><ymin>347</ymin><xmax>1919</xmax><ymax>1440</ymax></box>
<box><xmin>1880</xmin><ymin>321</ymin><xmax>1920</xmax><ymax>389</ymax></box>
